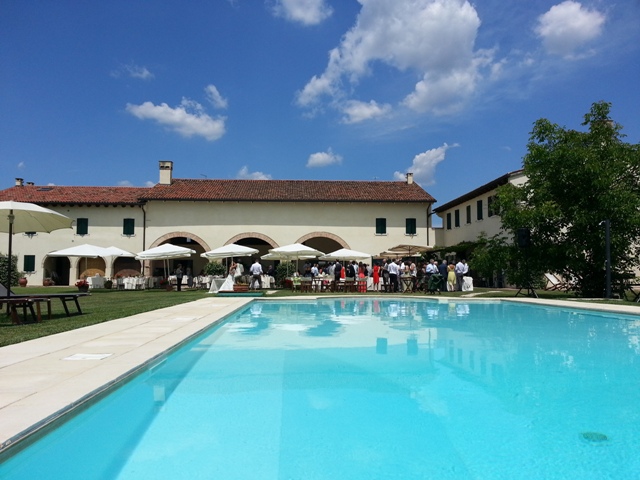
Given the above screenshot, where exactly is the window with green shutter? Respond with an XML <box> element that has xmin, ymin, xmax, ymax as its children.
<box><xmin>375</xmin><ymin>218</ymin><xmax>387</xmax><ymax>235</ymax></box>
<box><xmin>477</xmin><ymin>200</ymin><xmax>483</xmax><ymax>221</ymax></box>
<box><xmin>446</xmin><ymin>213</ymin><xmax>452</xmax><ymax>230</ymax></box>
<box><xmin>405</xmin><ymin>218</ymin><xmax>416</xmax><ymax>235</ymax></box>
<box><xmin>77</xmin><ymin>218</ymin><xmax>88</xmax><ymax>235</ymax></box>
<box><xmin>123</xmin><ymin>218</ymin><xmax>135</xmax><ymax>236</ymax></box>
<box><xmin>23</xmin><ymin>255</ymin><xmax>36</xmax><ymax>272</ymax></box>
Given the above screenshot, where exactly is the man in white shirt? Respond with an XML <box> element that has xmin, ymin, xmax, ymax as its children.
<box><xmin>387</xmin><ymin>259</ymin><xmax>399</xmax><ymax>292</ymax></box>
<box><xmin>455</xmin><ymin>259</ymin><xmax>466</xmax><ymax>291</ymax></box>
<box><xmin>249</xmin><ymin>258</ymin><xmax>263</xmax><ymax>289</ymax></box>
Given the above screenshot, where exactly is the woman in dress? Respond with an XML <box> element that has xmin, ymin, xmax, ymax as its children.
<box><xmin>373</xmin><ymin>263</ymin><xmax>380</xmax><ymax>291</ymax></box>
<box><xmin>447</xmin><ymin>263</ymin><xmax>456</xmax><ymax>291</ymax></box>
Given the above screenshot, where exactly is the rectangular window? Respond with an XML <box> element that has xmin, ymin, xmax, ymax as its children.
<box><xmin>23</xmin><ymin>255</ymin><xmax>36</xmax><ymax>273</ymax></box>
<box><xmin>123</xmin><ymin>218</ymin><xmax>135</xmax><ymax>236</ymax></box>
<box><xmin>76</xmin><ymin>217</ymin><xmax>88</xmax><ymax>235</ymax></box>
<box><xmin>488</xmin><ymin>196</ymin><xmax>497</xmax><ymax>217</ymax></box>
<box><xmin>405</xmin><ymin>218</ymin><xmax>416</xmax><ymax>235</ymax></box>
<box><xmin>446</xmin><ymin>213</ymin><xmax>452</xmax><ymax>230</ymax></box>
<box><xmin>375</xmin><ymin>218</ymin><xmax>387</xmax><ymax>235</ymax></box>
<box><xmin>466</xmin><ymin>205</ymin><xmax>471</xmax><ymax>224</ymax></box>
<box><xmin>454</xmin><ymin>209</ymin><xmax>460</xmax><ymax>228</ymax></box>
<box><xmin>477</xmin><ymin>200</ymin><xmax>483</xmax><ymax>221</ymax></box>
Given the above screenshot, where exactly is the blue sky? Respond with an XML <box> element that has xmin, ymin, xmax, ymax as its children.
<box><xmin>1</xmin><ymin>0</ymin><xmax>639</xmax><ymax>209</ymax></box>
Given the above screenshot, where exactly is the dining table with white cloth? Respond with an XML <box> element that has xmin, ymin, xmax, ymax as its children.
<box><xmin>208</xmin><ymin>277</ymin><xmax>227</xmax><ymax>293</ymax></box>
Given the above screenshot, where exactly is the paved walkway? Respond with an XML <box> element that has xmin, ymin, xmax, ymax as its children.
<box><xmin>0</xmin><ymin>296</ymin><xmax>253</xmax><ymax>452</ymax></box>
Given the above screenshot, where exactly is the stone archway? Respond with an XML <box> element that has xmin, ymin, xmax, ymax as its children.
<box><xmin>297</xmin><ymin>231</ymin><xmax>347</xmax><ymax>253</ymax></box>
<box><xmin>150</xmin><ymin>231</ymin><xmax>211</xmax><ymax>251</ymax></box>
<box><xmin>226</xmin><ymin>232</ymin><xmax>279</xmax><ymax>249</ymax></box>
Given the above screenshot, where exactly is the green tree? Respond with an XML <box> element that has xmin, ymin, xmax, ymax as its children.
<box><xmin>495</xmin><ymin>101</ymin><xmax>640</xmax><ymax>297</ymax></box>
<box><xmin>0</xmin><ymin>254</ymin><xmax>21</xmax><ymax>288</ymax></box>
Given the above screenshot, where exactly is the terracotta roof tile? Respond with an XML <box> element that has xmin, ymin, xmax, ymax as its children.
<box><xmin>0</xmin><ymin>179</ymin><xmax>436</xmax><ymax>205</ymax></box>
<box><xmin>0</xmin><ymin>186</ymin><xmax>147</xmax><ymax>205</ymax></box>
<box><xmin>141</xmin><ymin>179</ymin><xmax>436</xmax><ymax>203</ymax></box>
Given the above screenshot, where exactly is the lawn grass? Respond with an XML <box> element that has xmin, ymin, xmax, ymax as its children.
<box><xmin>2</xmin><ymin>285</ymin><xmax>637</xmax><ymax>347</ymax></box>
<box><xmin>0</xmin><ymin>287</ymin><xmax>210</xmax><ymax>347</ymax></box>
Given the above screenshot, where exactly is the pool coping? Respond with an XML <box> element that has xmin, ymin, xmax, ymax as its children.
<box><xmin>1</xmin><ymin>294</ymin><xmax>638</xmax><ymax>454</ymax></box>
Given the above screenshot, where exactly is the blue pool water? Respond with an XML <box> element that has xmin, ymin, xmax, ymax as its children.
<box><xmin>1</xmin><ymin>299</ymin><xmax>640</xmax><ymax>479</ymax></box>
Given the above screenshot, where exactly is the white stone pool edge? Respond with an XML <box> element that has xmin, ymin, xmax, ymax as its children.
<box><xmin>0</xmin><ymin>295</ymin><xmax>638</xmax><ymax>453</ymax></box>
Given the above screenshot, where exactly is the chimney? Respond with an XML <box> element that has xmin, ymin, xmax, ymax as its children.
<box><xmin>406</xmin><ymin>173</ymin><xmax>414</xmax><ymax>185</ymax></box>
<box><xmin>26</xmin><ymin>182</ymin><xmax>34</xmax><ymax>186</ymax></box>
<box><xmin>15</xmin><ymin>178</ymin><xmax>24</xmax><ymax>187</ymax></box>
<box><xmin>159</xmin><ymin>161</ymin><xmax>173</xmax><ymax>185</ymax></box>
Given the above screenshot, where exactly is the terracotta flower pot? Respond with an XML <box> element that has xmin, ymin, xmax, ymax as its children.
<box><xmin>18</xmin><ymin>278</ymin><xmax>28</xmax><ymax>287</ymax></box>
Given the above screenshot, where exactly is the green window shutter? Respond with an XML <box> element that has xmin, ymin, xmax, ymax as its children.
<box><xmin>23</xmin><ymin>255</ymin><xmax>36</xmax><ymax>272</ymax></box>
<box><xmin>454</xmin><ymin>209</ymin><xmax>460</xmax><ymax>228</ymax></box>
<box><xmin>123</xmin><ymin>218</ymin><xmax>135</xmax><ymax>236</ymax></box>
<box><xmin>376</xmin><ymin>218</ymin><xmax>387</xmax><ymax>234</ymax></box>
<box><xmin>477</xmin><ymin>200</ymin><xmax>483</xmax><ymax>221</ymax></box>
<box><xmin>466</xmin><ymin>205</ymin><xmax>471</xmax><ymax>224</ymax></box>
<box><xmin>405</xmin><ymin>218</ymin><xmax>416</xmax><ymax>235</ymax></box>
<box><xmin>77</xmin><ymin>218</ymin><xmax>88</xmax><ymax>235</ymax></box>
<box><xmin>446</xmin><ymin>213</ymin><xmax>452</xmax><ymax>230</ymax></box>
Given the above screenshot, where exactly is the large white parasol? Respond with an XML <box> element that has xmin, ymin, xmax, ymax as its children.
<box><xmin>0</xmin><ymin>201</ymin><xmax>73</xmax><ymax>296</ymax></box>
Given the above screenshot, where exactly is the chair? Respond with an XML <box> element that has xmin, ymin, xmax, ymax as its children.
<box><xmin>291</xmin><ymin>277</ymin><xmax>301</xmax><ymax>292</ymax></box>
<box><xmin>544</xmin><ymin>273</ymin><xmax>571</xmax><ymax>291</ymax></box>
<box><xmin>300</xmin><ymin>278</ymin><xmax>312</xmax><ymax>293</ymax></box>
<box><xmin>344</xmin><ymin>278</ymin><xmax>356</xmax><ymax>292</ymax></box>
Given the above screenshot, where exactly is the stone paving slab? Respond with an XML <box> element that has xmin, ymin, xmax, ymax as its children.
<box><xmin>0</xmin><ymin>296</ymin><xmax>253</xmax><ymax>452</ymax></box>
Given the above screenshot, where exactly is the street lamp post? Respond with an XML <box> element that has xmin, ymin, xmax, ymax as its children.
<box><xmin>604</xmin><ymin>219</ymin><xmax>611</xmax><ymax>299</ymax></box>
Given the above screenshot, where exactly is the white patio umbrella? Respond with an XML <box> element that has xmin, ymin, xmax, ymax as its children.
<box><xmin>201</xmin><ymin>244</ymin><xmax>258</xmax><ymax>259</ymax></box>
<box><xmin>268</xmin><ymin>243</ymin><xmax>324</xmax><ymax>259</ymax></box>
<box><xmin>268</xmin><ymin>243</ymin><xmax>324</xmax><ymax>273</ymax></box>
<box><xmin>319</xmin><ymin>248</ymin><xmax>372</xmax><ymax>262</ymax></box>
<box><xmin>48</xmin><ymin>243</ymin><xmax>113</xmax><ymax>278</ymax></box>
<box><xmin>103</xmin><ymin>246</ymin><xmax>136</xmax><ymax>257</ymax></box>
<box><xmin>0</xmin><ymin>201</ymin><xmax>73</xmax><ymax>296</ymax></box>
<box><xmin>135</xmin><ymin>244</ymin><xmax>195</xmax><ymax>277</ymax></box>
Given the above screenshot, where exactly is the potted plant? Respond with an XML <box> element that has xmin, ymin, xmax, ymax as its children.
<box><xmin>75</xmin><ymin>279</ymin><xmax>90</xmax><ymax>292</ymax></box>
<box><xmin>159</xmin><ymin>278</ymin><xmax>173</xmax><ymax>291</ymax></box>
<box><xmin>103</xmin><ymin>279</ymin><xmax>113</xmax><ymax>289</ymax></box>
<box><xmin>18</xmin><ymin>277</ymin><xmax>28</xmax><ymax>287</ymax></box>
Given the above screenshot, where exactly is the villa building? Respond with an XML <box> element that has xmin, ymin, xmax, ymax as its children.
<box><xmin>433</xmin><ymin>170</ymin><xmax>526</xmax><ymax>248</ymax></box>
<box><xmin>0</xmin><ymin>161</ymin><xmax>437</xmax><ymax>286</ymax></box>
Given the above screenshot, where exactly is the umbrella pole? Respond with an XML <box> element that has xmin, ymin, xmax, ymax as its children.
<box><xmin>6</xmin><ymin>210</ymin><xmax>14</xmax><ymax>299</ymax></box>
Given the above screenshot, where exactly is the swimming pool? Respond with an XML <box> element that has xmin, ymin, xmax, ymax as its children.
<box><xmin>1</xmin><ymin>298</ymin><xmax>639</xmax><ymax>479</ymax></box>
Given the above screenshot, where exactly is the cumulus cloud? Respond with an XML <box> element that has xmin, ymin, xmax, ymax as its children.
<box><xmin>126</xmin><ymin>98</ymin><xmax>226</xmax><ymax>141</ymax></box>
<box><xmin>237</xmin><ymin>166</ymin><xmax>272</xmax><ymax>180</ymax></box>
<box><xmin>205</xmin><ymin>84</ymin><xmax>228</xmax><ymax>109</ymax></box>
<box><xmin>306</xmin><ymin>148</ymin><xmax>343</xmax><ymax>168</ymax></box>
<box><xmin>111</xmin><ymin>63</ymin><xmax>154</xmax><ymax>80</ymax></box>
<box><xmin>271</xmin><ymin>0</ymin><xmax>333</xmax><ymax>25</ymax></box>
<box><xmin>297</xmin><ymin>0</ymin><xmax>492</xmax><ymax>117</ymax></box>
<box><xmin>393</xmin><ymin>143</ymin><xmax>459</xmax><ymax>185</ymax></box>
<box><xmin>341</xmin><ymin>100</ymin><xmax>391</xmax><ymax>124</ymax></box>
<box><xmin>535</xmin><ymin>1</ymin><xmax>605</xmax><ymax>58</ymax></box>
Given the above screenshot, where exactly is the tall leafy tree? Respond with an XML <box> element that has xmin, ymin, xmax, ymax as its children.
<box><xmin>495</xmin><ymin>101</ymin><xmax>640</xmax><ymax>297</ymax></box>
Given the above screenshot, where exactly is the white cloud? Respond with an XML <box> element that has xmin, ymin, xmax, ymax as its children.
<box><xmin>237</xmin><ymin>166</ymin><xmax>272</xmax><ymax>180</ymax></box>
<box><xmin>306</xmin><ymin>148</ymin><xmax>343</xmax><ymax>168</ymax></box>
<box><xmin>205</xmin><ymin>84</ymin><xmax>228</xmax><ymax>109</ymax></box>
<box><xmin>117</xmin><ymin>180</ymin><xmax>133</xmax><ymax>187</ymax></box>
<box><xmin>297</xmin><ymin>0</ymin><xmax>492</xmax><ymax>117</ymax></box>
<box><xmin>393</xmin><ymin>143</ymin><xmax>458</xmax><ymax>185</ymax></box>
<box><xmin>126</xmin><ymin>98</ymin><xmax>226</xmax><ymax>141</ymax></box>
<box><xmin>112</xmin><ymin>63</ymin><xmax>154</xmax><ymax>80</ymax></box>
<box><xmin>145</xmin><ymin>180</ymin><xmax>156</xmax><ymax>187</ymax></box>
<box><xmin>341</xmin><ymin>100</ymin><xmax>391</xmax><ymax>124</ymax></box>
<box><xmin>535</xmin><ymin>1</ymin><xmax>605</xmax><ymax>58</ymax></box>
<box><xmin>271</xmin><ymin>0</ymin><xmax>333</xmax><ymax>25</ymax></box>
<box><xmin>17</xmin><ymin>161</ymin><xmax>25</xmax><ymax>169</ymax></box>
